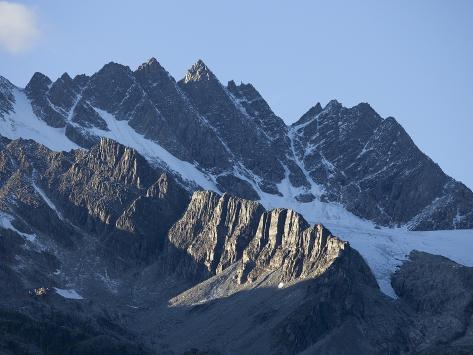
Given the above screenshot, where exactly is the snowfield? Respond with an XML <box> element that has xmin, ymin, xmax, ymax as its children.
<box><xmin>0</xmin><ymin>88</ymin><xmax>78</xmax><ymax>151</ymax></box>
<box><xmin>1</xmin><ymin>88</ymin><xmax>472</xmax><ymax>298</ymax></box>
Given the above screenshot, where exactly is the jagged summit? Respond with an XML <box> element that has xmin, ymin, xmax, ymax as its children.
<box><xmin>25</xmin><ymin>72</ymin><xmax>52</xmax><ymax>93</ymax></box>
<box><xmin>58</xmin><ymin>72</ymin><xmax>73</xmax><ymax>82</ymax></box>
<box><xmin>0</xmin><ymin>75</ymin><xmax>14</xmax><ymax>90</ymax></box>
<box><xmin>136</xmin><ymin>57</ymin><xmax>166</xmax><ymax>73</ymax></box>
<box><xmin>183</xmin><ymin>59</ymin><xmax>216</xmax><ymax>83</ymax></box>
<box><xmin>91</xmin><ymin>61</ymin><xmax>131</xmax><ymax>85</ymax></box>
<box><xmin>292</xmin><ymin>103</ymin><xmax>323</xmax><ymax>126</ymax></box>
<box><xmin>146</xmin><ymin>57</ymin><xmax>159</xmax><ymax>66</ymax></box>
<box><xmin>324</xmin><ymin>99</ymin><xmax>342</xmax><ymax>111</ymax></box>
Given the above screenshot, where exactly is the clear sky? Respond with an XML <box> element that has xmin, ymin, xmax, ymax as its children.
<box><xmin>0</xmin><ymin>0</ymin><xmax>472</xmax><ymax>189</ymax></box>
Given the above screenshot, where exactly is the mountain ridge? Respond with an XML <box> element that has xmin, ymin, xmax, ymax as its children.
<box><xmin>0</xmin><ymin>58</ymin><xmax>472</xmax><ymax>231</ymax></box>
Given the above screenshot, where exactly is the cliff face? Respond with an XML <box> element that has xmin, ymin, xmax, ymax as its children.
<box><xmin>168</xmin><ymin>191</ymin><xmax>265</xmax><ymax>278</ymax></box>
<box><xmin>167</xmin><ymin>191</ymin><xmax>352</xmax><ymax>288</ymax></box>
<box><xmin>0</xmin><ymin>137</ymin><xmax>189</xmax><ymax>265</ymax></box>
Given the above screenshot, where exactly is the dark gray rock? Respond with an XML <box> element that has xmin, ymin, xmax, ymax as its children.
<box><xmin>291</xmin><ymin>101</ymin><xmax>473</xmax><ymax>229</ymax></box>
<box><xmin>0</xmin><ymin>76</ymin><xmax>15</xmax><ymax>118</ymax></box>
<box><xmin>215</xmin><ymin>174</ymin><xmax>259</xmax><ymax>200</ymax></box>
<box><xmin>178</xmin><ymin>60</ymin><xmax>287</xmax><ymax>193</ymax></box>
<box><xmin>392</xmin><ymin>251</ymin><xmax>473</xmax><ymax>353</ymax></box>
<box><xmin>25</xmin><ymin>72</ymin><xmax>67</xmax><ymax>128</ymax></box>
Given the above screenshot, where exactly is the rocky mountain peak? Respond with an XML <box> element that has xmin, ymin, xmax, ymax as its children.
<box><xmin>183</xmin><ymin>59</ymin><xmax>216</xmax><ymax>83</ymax></box>
<box><xmin>84</xmin><ymin>137</ymin><xmax>156</xmax><ymax>189</ymax></box>
<box><xmin>292</xmin><ymin>102</ymin><xmax>323</xmax><ymax>126</ymax></box>
<box><xmin>93</xmin><ymin>137</ymin><xmax>142</xmax><ymax>165</ymax></box>
<box><xmin>0</xmin><ymin>75</ymin><xmax>14</xmax><ymax>92</ymax></box>
<box><xmin>58</xmin><ymin>72</ymin><xmax>73</xmax><ymax>83</ymax></box>
<box><xmin>1</xmin><ymin>56</ymin><xmax>472</xmax><ymax>230</ymax></box>
<box><xmin>97</xmin><ymin>61</ymin><xmax>131</xmax><ymax>76</ymax></box>
<box><xmin>146</xmin><ymin>56</ymin><xmax>159</xmax><ymax>66</ymax></box>
<box><xmin>135</xmin><ymin>57</ymin><xmax>174</xmax><ymax>86</ymax></box>
<box><xmin>137</xmin><ymin>57</ymin><xmax>166</xmax><ymax>73</ymax></box>
<box><xmin>227</xmin><ymin>80</ymin><xmax>260</xmax><ymax>101</ymax></box>
<box><xmin>353</xmin><ymin>101</ymin><xmax>376</xmax><ymax>114</ymax></box>
<box><xmin>25</xmin><ymin>72</ymin><xmax>52</xmax><ymax>96</ymax></box>
<box><xmin>324</xmin><ymin>99</ymin><xmax>342</xmax><ymax>111</ymax></box>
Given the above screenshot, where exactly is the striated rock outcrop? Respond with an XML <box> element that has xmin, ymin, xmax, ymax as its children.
<box><xmin>168</xmin><ymin>190</ymin><xmax>356</xmax><ymax>291</ymax></box>
<box><xmin>167</xmin><ymin>191</ymin><xmax>265</xmax><ymax>278</ymax></box>
<box><xmin>238</xmin><ymin>211</ymin><xmax>347</xmax><ymax>284</ymax></box>
<box><xmin>0</xmin><ymin>137</ymin><xmax>188</xmax><ymax>264</ymax></box>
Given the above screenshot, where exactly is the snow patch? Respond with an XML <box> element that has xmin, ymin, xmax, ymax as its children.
<box><xmin>0</xmin><ymin>88</ymin><xmax>78</xmax><ymax>151</ymax></box>
<box><xmin>54</xmin><ymin>288</ymin><xmax>84</xmax><ymax>300</ymax></box>
<box><xmin>0</xmin><ymin>211</ymin><xmax>37</xmax><ymax>243</ymax></box>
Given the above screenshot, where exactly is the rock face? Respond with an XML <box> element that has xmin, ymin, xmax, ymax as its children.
<box><xmin>167</xmin><ymin>191</ymin><xmax>265</xmax><ymax>279</ymax></box>
<box><xmin>0</xmin><ymin>137</ymin><xmax>188</xmax><ymax>264</ymax></box>
<box><xmin>167</xmin><ymin>191</ymin><xmax>349</xmax><ymax>286</ymax></box>
<box><xmin>3</xmin><ymin>58</ymin><xmax>470</xmax><ymax>230</ymax></box>
<box><xmin>0</xmin><ymin>76</ymin><xmax>15</xmax><ymax>118</ymax></box>
<box><xmin>238</xmin><ymin>213</ymin><xmax>347</xmax><ymax>284</ymax></box>
<box><xmin>392</xmin><ymin>251</ymin><xmax>473</xmax><ymax>354</ymax></box>
<box><xmin>0</xmin><ymin>137</ymin><xmax>472</xmax><ymax>354</ymax></box>
<box><xmin>290</xmin><ymin>101</ymin><xmax>473</xmax><ymax>229</ymax></box>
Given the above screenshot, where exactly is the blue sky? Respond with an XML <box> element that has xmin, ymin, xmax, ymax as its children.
<box><xmin>0</xmin><ymin>0</ymin><xmax>472</xmax><ymax>189</ymax></box>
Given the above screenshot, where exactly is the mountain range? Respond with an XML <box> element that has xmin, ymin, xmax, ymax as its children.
<box><xmin>0</xmin><ymin>58</ymin><xmax>472</xmax><ymax>354</ymax></box>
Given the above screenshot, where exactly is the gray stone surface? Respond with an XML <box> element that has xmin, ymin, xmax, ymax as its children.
<box><xmin>0</xmin><ymin>76</ymin><xmax>15</xmax><ymax>118</ymax></box>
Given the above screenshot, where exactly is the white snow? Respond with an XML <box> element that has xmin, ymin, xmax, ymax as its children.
<box><xmin>0</xmin><ymin>88</ymin><xmax>78</xmax><ymax>151</ymax></box>
<box><xmin>89</xmin><ymin>109</ymin><xmax>218</xmax><ymax>192</ymax></box>
<box><xmin>54</xmin><ymin>288</ymin><xmax>84</xmax><ymax>300</ymax></box>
